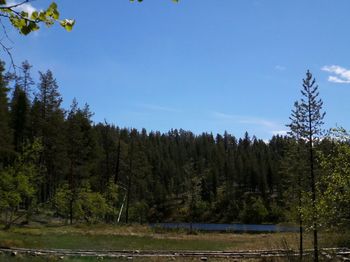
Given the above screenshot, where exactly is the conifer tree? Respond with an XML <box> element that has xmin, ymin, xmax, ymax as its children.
<box><xmin>10</xmin><ymin>84</ymin><xmax>31</xmax><ymax>153</ymax></box>
<box><xmin>66</xmin><ymin>99</ymin><xmax>96</xmax><ymax>224</ymax></box>
<box><xmin>0</xmin><ymin>61</ymin><xmax>13</xmax><ymax>167</ymax></box>
<box><xmin>34</xmin><ymin>70</ymin><xmax>66</xmax><ymax>202</ymax></box>
<box><xmin>286</xmin><ymin>101</ymin><xmax>308</xmax><ymax>260</ymax></box>
<box><xmin>8</xmin><ymin>61</ymin><xmax>33</xmax><ymax>153</ymax></box>
<box><xmin>19</xmin><ymin>61</ymin><xmax>35</xmax><ymax>94</ymax></box>
<box><xmin>290</xmin><ymin>71</ymin><xmax>325</xmax><ymax>262</ymax></box>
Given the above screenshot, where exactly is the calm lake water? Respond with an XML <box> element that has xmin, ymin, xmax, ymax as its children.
<box><xmin>150</xmin><ymin>223</ymin><xmax>298</xmax><ymax>233</ymax></box>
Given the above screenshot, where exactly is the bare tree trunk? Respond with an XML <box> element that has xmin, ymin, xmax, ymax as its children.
<box><xmin>125</xmin><ymin>141</ymin><xmax>133</xmax><ymax>224</ymax></box>
<box><xmin>299</xmin><ymin>205</ymin><xmax>303</xmax><ymax>260</ymax></box>
<box><xmin>69</xmin><ymin>162</ymin><xmax>75</xmax><ymax>225</ymax></box>
<box><xmin>298</xmin><ymin>172</ymin><xmax>303</xmax><ymax>261</ymax></box>
<box><xmin>308</xmin><ymin>103</ymin><xmax>318</xmax><ymax>262</ymax></box>
<box><xmin>125</xmin><ymin>175</ymin><xmax>131</xmax><ymax>224</ymax></box>
<box><xmin>114</xmin><ymin>138</ymin><xmax>121</xmax><ymax>184</ymax></box>
<box><xmin>69</xmin><ymin>198</ymin><xmax>73</xmax><ymax>225</ymax></box>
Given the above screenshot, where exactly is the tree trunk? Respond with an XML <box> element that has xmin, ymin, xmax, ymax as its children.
<box><xmin>308</xmin><ymin>102</ymin><xmax>318</xmax><ymax>262</ymax></box>
<box><xmin>125</xmin><ymin>175</ymin><xmax>131</xmax><ymax>224</ymax></box>
<box><xmin>299</xmin><ymin>207</ymin><xmax>303</xmax><ymax>260</ymax></box>
<box><xmin>297</xmin><ymin>170</ymin><xmax>303</xmax><ymax>261</ymax></box>
<box><xmin>114</xmin><ymin>139</ymin><xmax>121</xmax><ymax>184</ymax></box>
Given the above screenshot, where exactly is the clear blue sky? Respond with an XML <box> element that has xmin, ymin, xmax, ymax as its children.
<box><xmin>4</xmin><ymin>0</ymin><xmax>350</xmax><ymax>140</ymax></box>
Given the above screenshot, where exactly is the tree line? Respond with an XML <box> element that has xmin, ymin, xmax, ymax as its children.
<box><xmin>0</xmin><ymin>61</ymin><xmax>349</xmax><ymax>243</ymax></box>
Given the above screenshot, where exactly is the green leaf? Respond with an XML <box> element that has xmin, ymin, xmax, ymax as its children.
<box><xmin>52</xmin><ymin>9</ymin><xmax>60</xmax><ymax>20</ymax></box>
<box><xmin>31</xmin><ymin>11</ymin><xmax>39</xmax><ymax>20</ymax></box>
<box><xmin>3</xmin><ymin>1</ymin><xmax>74</xmax><ymax>35</ymax></box>
<box><xmin>49</xmin><ymin>2</ymin><xmax>58</xmax><ymax>10</ymax></box>
<box><xmin>1</xmin><ymin>8</ymin><xmax>11</xmax><ymax>13</ymax></box>
<box><xmin>9</xmin><ymin>15</ymin><xmax>26</xmax><ymax>30</ymax></box>
<box><xmin>20</xmin><ymin>11</ymin><xmax>28</xmax><ymax>18</ymax></box>
<box><xmin>38</xmin><ymin>12</ymin><xmax>46</xmax><ymax>21</ymax></box>
<box><xmin>60</xmin><ymin>19</ymin><xmax>75</xmax><ymax>32</ymax></box>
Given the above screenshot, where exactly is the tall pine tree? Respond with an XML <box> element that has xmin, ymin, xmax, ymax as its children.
<box><xmin>10</xmin><ymin>84</ymin><xmax>31</xmax><ymax>153</ymax></box>
<box><xmin>0</xmin><ymin>61</ymin><xmax>14</xmax><ymax>167</ymax></box>
<box><xmin>34</xmin><ymin>70</ymin><xmax>67</xmax><ymax>202</ymax></box>
<box><xmin>292</xmin><ymin>71</ymin><xmax>325</xmax><ymax>262</ymax></box>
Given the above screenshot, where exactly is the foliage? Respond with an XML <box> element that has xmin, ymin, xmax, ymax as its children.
<box><xmin>53</xmin><ymin>182</ymin><xmax>113</xmax><ymax>224</ymax></box>
<box><xmin>0</xmin><ymin>139</ymin><xmax>42</xmax><ymax>228</ymax></box>
<box><xmin>0</xmin><ymin>1</ymin><xmax>74</xmax><ymax>35</ymax></box>
<box><xmin>75</xmin><ymin>183</ymin><xmax>110</xmax><ymax>223</ymax></box>
<box><xmin>0</xmin><ymin>59</ymin><xmax>342</xmax><ymax>227</ymax></box>
<box><xmin>104</xmin><ymin>180</ymin><xmax>119</xmax><ymax>209</ymax></box>
<box><xmin>239</xmin><ymin>196</ymin><xmax>268</xmax><ymax>224</ymax></box>
<box><xmin>317</xmin><ymin>128</ymin><xmax>350</xmax><ymax>230</ymax></box>
<box><xmin>51</xmin><ymin>183</ymin><xmax>72</xmax><ymax>220</ymax></box>
<box><xmin>286</xmin><ymin>70</ymin><xmax>326</xmax><ymax>262</ymax></box>
<box><xmin>294</xmin><ymin>71</ymin><xmax>325</xmax><ymax>141</ymax></box>
<box><xmin>267</xmin><ymin>201</ymin><xmax>285</xmax><ymax>223</ymax></box>
<box><xmin>0</xmin><ymin>0</ymin><xmax>179</xmax><ymax>36</ymax></box>
<box><xmin>129</xmin><ymin>201</ymin><xmax>149</xmax><ymax>223</ymax></box>
<box><xmin>32</xmin><ymin>70</ymin><xmax>66</xmax><ymax>203</ymax></box>
<box><xmin>0</xmin><ymin>60</ymin><xmax>14</xmax><ymax>166</ymax></box>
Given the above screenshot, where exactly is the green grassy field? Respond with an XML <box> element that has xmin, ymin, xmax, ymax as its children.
<box><xmin>0</xmin><ymin>224</ymin><xmax>346</xmax><ymax>261</ymax></box>
<box><xmin>0</xmin><ymin>224</ymin><xmax>314</xmax><ymax>251</ymax></box>
<box><xmin>1</xmin><ymin>224</ymin><xmax>344</xmax><ymax>251</ymax></box>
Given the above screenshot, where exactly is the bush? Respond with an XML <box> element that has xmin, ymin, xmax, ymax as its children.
<box><xmin>129</xmin><ymin>201</ymin><xmax>149</xmax><ymax>224</ymax></box>
<box><xmin>239</xmin><ymin>196</ymin><xmax>268</xmax><ymax>224</ymax></box>
<box><xmin>267</xmin><ymin>201</ymin><xmax>285</xmax><ymax>223</ymax></box>
<box><xmin>52</xmin><ymin>182</ymin><xmax>110</xmax><ymax>224</ymax></box>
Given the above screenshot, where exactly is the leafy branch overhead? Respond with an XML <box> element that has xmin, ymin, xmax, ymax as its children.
<box><xmin>0</xmin><ymin>0</ymin><xmax>178</xmax><ymax>36</ymax></box>
<box><xmin>0</xmin><ymin>1</ymin><xmax>75</xmax><ymax>35</ymax></box>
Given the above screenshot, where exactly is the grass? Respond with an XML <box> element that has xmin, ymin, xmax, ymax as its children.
<box><xmin>0</xmin><ymin>224</ymin><xmax>317</xmax><ymax>251</ymax></box>
<box><xmin>0</xmin><ymin>224</ymin><xmax>344</xmax><ymax>261</ymax></box>
<box><xmin>0</xmin><ymin>231</ymin><xmax>233</xmax><ymax>251</ymax></box>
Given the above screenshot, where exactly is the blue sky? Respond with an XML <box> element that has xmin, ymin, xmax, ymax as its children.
<box><xmin>3</xmin><ymin>0</ymin><xmax>350</xmax><ymax>140</ymax></box>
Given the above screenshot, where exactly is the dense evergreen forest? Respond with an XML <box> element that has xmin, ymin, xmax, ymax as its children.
<box><xmin>0</xmin><ymin>60</ymin><xmax>349</xmax><ymax>230</ymax></box>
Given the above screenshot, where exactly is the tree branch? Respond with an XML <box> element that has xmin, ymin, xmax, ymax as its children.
<box><xmin>0</xmin><ymin>40</ymin><xmax>16</xmax><ymax>72</ymax></box>
<box><xmin>0</xmin><ymin>0</ymin><xmax>31</xmax><ymax>10</ymax></box>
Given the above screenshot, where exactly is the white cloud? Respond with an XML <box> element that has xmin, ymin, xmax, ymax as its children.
<box><xmin>7</xmin><ymin>1</ymin><xmax>37</xmax><ymax>15</ymax></box>
<box><xmin>272</xmin><ymin>130</ymin><xmax>288</xmax><ymax>136</ymax></box>
<box><xmin>328</xmin><ymin>76</ymin><xmax>350</xmax><ymax>84</ymax></box>
<box><xmin>321</xmin><ymin>65</ymin><xmax>350</xmax><ymax>84</ymax></box>
<box><xmin>275</xmin><ymin>65</ymin><xmax>286</xmax><ymax>71</ymax></box>
<box><xmin>212</xmin><ymin>112</ymin><xmax>285</xmax><ymax>132</ymax></box>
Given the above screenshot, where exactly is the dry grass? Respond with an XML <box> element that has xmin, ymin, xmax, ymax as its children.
<box><xmin>0</xmin><ymin>224</ymin><xmax>341</xmax><ymax>253</ymax></box>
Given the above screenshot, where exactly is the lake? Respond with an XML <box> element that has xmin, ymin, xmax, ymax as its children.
<box><xmin>150</xmin><ymin>223</ymin><xmax>299</xmax><ymax>233</ymax></box>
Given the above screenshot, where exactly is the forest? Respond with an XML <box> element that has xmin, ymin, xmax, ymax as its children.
<box><xmin>0</xmin><ymin>59</ymin><xmax>349</xmax><ymax>235</ymax></box>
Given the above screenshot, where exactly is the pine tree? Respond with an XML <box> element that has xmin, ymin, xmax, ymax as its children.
<box><xmin>286</xmin><ymin>101</ymin><xmax>307</xmax><ymax>259</ymax></box>
<box><xmin>8</xmin><ymin>61</ymin><xmax>33</xmax><ymax>154</ymax></box>
<box><xmin>0</xmin><ymin>61</ymin><xmax>14</xmax><ymax>167</ymax></box>
<box><xmin>124</xmin><ymin>129</ymin><xmax>151</xmax><ymax>223</ymax></box>
<box><xmin>66</xmin><ymin>99</ymin><xmax>97</xmax><ymax>224</ymax></box>
<box><xmin>94</xmin><ymin>122</ymin><xmax>118</xmax><ymax>190</ymax></box>
<box><xmin>34</xmin><ymin>70</ymin><xmax>66</xmax><ymax>202</ymax></box>
<box><xmin>18</xmin><ymin>60</ymin><xmax>34</xmax><ymax>95</ymax></box>
<box><xmin>10</xmin><ymin>84</ymin><xmax>31</xmax><ymax>153</ymax></box>
<box><xmin>290</xmin><ymin>70</ymin><xmax>325</xmax><ymax>262</ymax></box>
<box><xmin>36</xmin><ymin>70</ymin><xmax>62</xmax><ymax>122</ymax></box>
